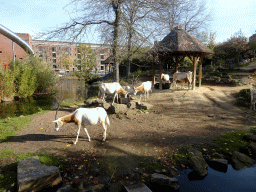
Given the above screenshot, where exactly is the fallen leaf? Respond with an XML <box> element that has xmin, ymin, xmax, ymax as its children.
<box><xmin>66</xmin><ymin>144</ymin><xmax>71</xmax><ymax>147</ymax></box>
<box><xmin>75</xmin><ymin>176</ymin><xmax>79</xmax><ymax>179</ymax></box>
<box><xmin>89</xmin><ymin>176</ymin><xmax>93</xmax><ymax>179</ymax></box>
<box><xmin>40</xmin><ymin>128</ymin><xmax>43</xmax><ymax>129</ymax></box>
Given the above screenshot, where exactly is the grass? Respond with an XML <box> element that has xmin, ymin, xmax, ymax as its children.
<box><xmin>140</xmin><ymin>161</ymin><xmax>164</xmax><ymax>172</ymax></box>
<box><xmin>208</xmin><ymin>131</ymin><xmax>250</xmax><ymax>159</ymax></box>
<box><xmin>0</xmin><ymin>150</ymin><xmax>69</xmax><ymax>191</ymax></box>
<box><xmin>0</xmin><ymin>110</ymin><xmax>50</xmax><ymax>143</ymax></box>
<box><xmin>251</xmin><ymin>127</ymin><xmax>256</xmax><ymax>134</ymax></box>
<box><xmin>60</xmin><ymin>97</ymin><xmax>85</xmax><ymax>107</ymax></box>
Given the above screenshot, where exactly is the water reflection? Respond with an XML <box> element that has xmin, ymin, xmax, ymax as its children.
<box><xmin>178</xmin><ymin>165</ymin><xmax>256</xmax><ymax>192</ymax></box>
<box><xmin>0</xmin><ymin>78</ymin><xmax>87</xmax><ymax>119</ymax></box>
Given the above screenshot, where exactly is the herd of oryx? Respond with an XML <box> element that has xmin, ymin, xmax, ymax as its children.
<box><xmin>52</xmin><ymin>71</ymin><xmax>192</xmax><ymax>144</ymax></box>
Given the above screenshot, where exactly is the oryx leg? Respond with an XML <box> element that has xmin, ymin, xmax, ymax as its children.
<box><xmin>113</xmin><ymin>92</ymin><xmax>117</xmax><ymax>103</ymax></box>
<box><xmin>102</xmin><ymin>122</ymin><xmax>107</xmax><ymax>141</ymax></box>
<box><xmin>84</xmin><ymin>126</ymin><xmax>91</xmax><ymax>142</ymax></box>
<box><xmin>74</xmin><ymin>124</ymin><xmax>82</xmax><ymax>144</ymax></box>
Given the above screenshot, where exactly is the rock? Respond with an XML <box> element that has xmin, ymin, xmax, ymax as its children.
<box><xmin>17</xmin><ymin>156</ymin><xmax>62</xmax><ymax>192</ymax></box>
<box><xmin>127</xmin><ymin>101</ymin><xmax>136</xmax><ymax>109</ymax></box>
<box><xmin>244</xmin><ymin>133</ymin><xmax>256</xmax><ymax>142</ymax></box>
<box><xmin>109</xmin><ymin>103</ymin><xmax>127</xmax><ymax>114</ymax></box>
<box><xmin>136</xmin><ymin>102</ymin><xmax>153</xmax><ymax>110</ymax></box>
<box><xmin>187</xmin><ymin>148</ymin><xmax>202</xmax><ymax>157</ymax></box>
<box><xmin>231</xmin><ymin>151</ymin><xmax>256</xmax><ymax>170</ymax></box>
<box><xmin>124</xmin><ymin>182</ymin><xmax>152</xmax><ymax>192</ymax></box>
<box><xmin>208</xmin><ymin>159</ymin><xmax>228</xmax><ymax>173</ymax></box>
<box><xmin>102</xmin><ymin>102</ymin><xmax>111</xmax><ymax>111</ymax></box>
<box><xmin>150</xmin><ymin>173</ymin><xmax>179</xmax><ymax>190</ymax></box>
<box><xmin>249</xmin><ymin>142</ymin><xmax>256</xmax><ymax>157</ymax></box>
<box><xmin>57</xmin><ymin>184</ymin><xmax>78</xmax><ymax>192</ymax></box>
<box><xmin>107</xmin><ymin>182</ymin><xmax>124</xmax><ymax>192</ymax></box>
<box><xmin>188</xmin><ymin>156</ymin><xmax>208</xmax><ymax>177</ymax></box>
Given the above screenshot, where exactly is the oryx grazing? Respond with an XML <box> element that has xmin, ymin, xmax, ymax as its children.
<box><xmin>52</xmin><ymin>107</ymin><xmax>110</xmax><ymax>144</ymax></box>
<box><xmin>133</xmin><ymin>81</ymin><xmax>152</xmax><ymax>102</ymax></box>
<box><xmin>98</xmin><ymin>82</ymin><xmax>128</xmax><ymax>103</ymax></box>
<box><xmin>172</xmin><ymin>71</ymin><xmax>193</xmax><ymax>89</ymax></box>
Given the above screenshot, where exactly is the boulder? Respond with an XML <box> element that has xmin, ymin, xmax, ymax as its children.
<box><xmin>188</xmin><ymin>156</ymin><xmax>208</xmax><ymax>177</ymax></box>
<box><xmin>187</xmin><ymin>148</ymin><xmax>203</xmax><ymax>157</ymax></box>
<box><xmin>231</xmin><ymin>151</ymin><xmax>256</xmax><ymax>170</ymax></box>
<box><xmin>127</xmin><ymin>101</ymin><xmax>136</xmax><ymax>109</ymax></box>
<box><xmin>124</xmin><ymin>182</ymin><xmax>152</xmax><ymax>192</ymax></box>
<box><xmin>109</xmin><ymin>103</ymin><xmax>127</xmax><ymax>114</ymax></box>
<box><xmin>136</xmin><ymin>102</ymin><xmax>153</xmax><ymax>110</ymax></box>
<box><xmin>17</xmin><ymin>156</ymin><xmax>62</xmax><ymax>192</ymax></box>
<box><xmin>249</xmin><ymin>142</ymin><xmax>256</xmax><ymax>157</ymax></box>
<box><xmin>150</xmin><ymin>173</ymin><xmax>179</xmax><ymax>190</ymax></box>
<box><xmin>208</xmin><ymin>159</ymin><xmax>228</xmax><ymax>173</ymax></box>
<box><xmin>102</xmin><ymin>102</ymin><xmax>111</xmax><ymax>111</ymax></box>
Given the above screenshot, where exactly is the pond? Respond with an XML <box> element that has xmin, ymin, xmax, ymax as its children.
<box><xmin>0</xmin><ymin>78</ymin><xmax>90</xmax><ymax>119</ymax></box>
<box><xmin>178</xmin><ymin>165</ymin><xmax>256</xmax><ymax>192</ymax></box>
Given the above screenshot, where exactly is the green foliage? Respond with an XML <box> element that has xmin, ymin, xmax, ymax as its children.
<box><xmin>0</xmin><ymin>151</ymin><xmax>69</xmax><ymax>191</ymax></box>
<box><xmin>211</xmin><ymin>131</ymin><xmax>249</xmax><ymax>158</ymax></box>
<box><xmin>9</xmin><ymin>60</ymin><xmax>37</xmax><ymax>98</ymax></box>
<box><xmin>23</xmin><ymin>54</ymin><xmax>59</xmax><ymax>93</ymax></box>
<box><xmin>0</xmin><ymin>116</ymin><xmax>31</xmax><ymax>143</ymax></box>
<box><xmin>0</xmin><ymin>63</ymin><xmax>15</xmax><ymax>100</ymax></box>
<box><xmin>75</xmin><ymin>44</ymin><xmax>97</xmax><ymax>81</ymax></box>
<box><xmin>250</xmin><ymin>127</ymin><xmax>256</xmax><ymax>135</ymax></box>
<box><xmin>140</xmin><ymin>161</ymin><xmax>164</xmax><ymax>172</ymax></box>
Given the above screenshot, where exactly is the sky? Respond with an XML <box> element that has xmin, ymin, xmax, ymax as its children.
<box><xmin>0</xmin><ymin>0</ymin><xmax>256</xmax><ymax>44</ymax></box>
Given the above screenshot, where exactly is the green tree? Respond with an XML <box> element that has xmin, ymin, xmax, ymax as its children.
<box><xmin>0</xmin><ymin>64</ymin><xmax>15</xmax><ymax>100</ymax></box>
<box><xmin>61</xmin><ymin>53</ymin><xmax>73</xmax><ymax>70</ymax></box>
<box><xmin>75</xmin><ymin>44</ymin><xmax>97</xmax><ymax>81</ymax></box>
<box><xmin>9</xmin><ymin>60</ymin><xmax>37</xmax><ymax>98</ymax></box>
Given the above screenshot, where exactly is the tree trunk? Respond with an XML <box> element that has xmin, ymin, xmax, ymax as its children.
<box><xmin>112</xmin><ymin>2</ymin><xmax>121</xmax><ymax>82</ymax></box>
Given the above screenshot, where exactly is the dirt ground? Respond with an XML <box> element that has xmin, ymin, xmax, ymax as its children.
<box><xmin>1</xmin><ymin>83</ymin><xmax>256</xmax><ymax>178</ymax></box>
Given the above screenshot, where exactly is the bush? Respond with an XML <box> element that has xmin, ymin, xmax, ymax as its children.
<box><xmin>0</xmin><ymin>63</ymin><xmax>15</xmax><ymax>100</ymax></box>
<box><xmin>23</xmin><ymin>55</ymin><xmax>59</xmax><ymax>93</ymax></box>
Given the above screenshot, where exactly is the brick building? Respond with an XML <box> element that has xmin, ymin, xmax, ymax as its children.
<box><xmin>32</xmin><ymin>40</ymin><xmax>111</xmax><ymax>74</ymax></box>
<box><xmin>0</xmin><ymin>32</ymin><xmax>112</xmax><ymax>73</ymax></box>
<box><xmin>0</xmin><ymin>33</ymin><xmax>33</xmax><ymax>68</ymax></box>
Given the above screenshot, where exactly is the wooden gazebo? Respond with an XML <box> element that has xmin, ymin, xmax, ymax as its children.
<box><xmin>102</xmin><ymin>56</ymin><xmax>114</xmax><ymax>75</ymax></box>
<box><xmin>150</xmin><ymin>26</ymin><xmax>214</xmax><ymax>90</ymax></box>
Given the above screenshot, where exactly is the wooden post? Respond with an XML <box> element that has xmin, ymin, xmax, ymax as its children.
<box><xmin>198</xmin><ymin>55</ymin><xmax>204</xmax><ymax>88</ymax></box>
<box><xmin>152</xmin><ymin>61</ymin><xmax>155</xmax><ymax>87</ymax></box>
<box><xmin>192</xmin><ymin>56</ymin><xmax>197</xmax><ymax>90</ymax></box>
<box><xmin>175</xmin><ymin>55</ymin><xmax>179</xmax><ymax>72</ymax></box>
<box><xmin>160</xmin><ymin>62</ymin><xmax>163</xmax><ymax>89</ymax></box>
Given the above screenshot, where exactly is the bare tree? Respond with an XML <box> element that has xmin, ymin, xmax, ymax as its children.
<box><xmin>151</xmin><ymin>0</ymin><xmax>213</xmax><ymax>37</ymax></box>
<box><xmin>37</xmin><ymin>0</ymin><xmax>125</xmax><ymax>82</ymax></box>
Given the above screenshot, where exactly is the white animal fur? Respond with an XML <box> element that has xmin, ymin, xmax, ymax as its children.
<box><xmin>52</xmin><ymin>107</ymin><xmax>110</xmax><ymax>144</ymax></box>
<box><xmin>98</xmin><ymin>82</ymin><xmax>128</xmax><ymax>103</ymax></box>
<box><xmin>133</xmin><ymin>81</ymin><xmax>152</xmax><ymax>102</ymax></box>
<box><xmin>161</xmin><ymin>73</ymin><xmax>170</xmax><ymax>83</ymax></box>
<box><xmin>122</xmin><ymin>85</ymin><xmax>132</xmax><ymax>97</ymax></box>
<box><xmin>173</xmin><ymin>71</ymin><xmax>193</xmax><ymax>89</ymax></box>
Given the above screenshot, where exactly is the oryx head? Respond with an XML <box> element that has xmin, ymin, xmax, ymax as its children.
<box><xmin>52</xmin><ymin>118</ymin><xmax>63</xmax><ymax>131</ymax></box>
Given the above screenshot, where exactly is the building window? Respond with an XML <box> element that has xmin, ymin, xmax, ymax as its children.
<box><xmin>101</xmin><ymin>65</ymin><xmax>104</xmax><ymax>70</ymax></box>
<box><xmin>66</xmin><ymin>48</ymin><xmax>69</xmax><ymax>55</ymax></box>
<box><xmin>53</xmin><ymin>59</ymin><xmax>56</xmax><ymax>63</ymax></box>
<box><xmin>52</xmin><ymin>53</ymin><xmax>56</xmax><ymax>57</ymax></box>
<box><xmin>19</xmin><ymin>58</ymin><xmax>23</xmax><ymax>61</ymax></box>
<box><xmin>52</xmin><ymin>47</ymin><xmax>56</xmax><ymax>52</ymax></box>
<box><xmin>39</xmin><ymin>46</ymin><xmax>43</xmax><ymax>51</ymax></box>
<box><xmin>101</xmin><ymin>55</ymin><xmax>104</xmax><ymax>60</ymax></box>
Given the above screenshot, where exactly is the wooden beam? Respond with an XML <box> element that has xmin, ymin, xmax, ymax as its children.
<box><xmin>175</xmin><ymin>55</ymin><xmax>179</xmax><ymax>72</ymax></box>
<box><xmin>192</xmin><ymin>56</ymin><xmax>198</xmax><ymax>90</ymax></box>
<box><xmin>198</xmin><ymin>55</ymin><xmax>204</xmax><ymax>88</ymax></box>
<box><xmin>160</xmin><ymin>62</ymin><xmax>163</xmax><ymax>89</ymax></box>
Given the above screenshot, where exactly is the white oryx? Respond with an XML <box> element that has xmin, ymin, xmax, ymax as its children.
<box><xmin>161</xmin><ymin>73</ymin><xmax>170</xmax><ymax>83</ymax></box>
<box><xmin>173</xmin><ymin>71</ymin><xmax>193</xmax><ymax>89</ymax></box>
<box><xmin>52</xmin><ymin>107</ymin><xmax>110</xmax><ymax>144</ymax></box>
<box><xmin>98</xmin><ymin>82</ymin><xmax>128</xmax><ymax>103</ymax></box>
<box><xmin>133</xmin><ymin>81</ymin><xmax>152</xmax><ymax>102</ymax></box>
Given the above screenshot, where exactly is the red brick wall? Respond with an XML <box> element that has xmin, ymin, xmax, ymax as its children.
<box><xmin>0</xmin><ymin>33</ymin><xmax>32</xmax><ymax>67</ymax></box>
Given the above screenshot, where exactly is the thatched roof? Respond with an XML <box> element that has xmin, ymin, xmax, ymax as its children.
<box><xmin>152</xmin><ymin>26</ymin><xmax>214</xmax><ymax>55</ymax></box>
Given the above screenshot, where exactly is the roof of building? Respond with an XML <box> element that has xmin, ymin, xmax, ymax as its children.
<box><xmin>151</xmin><ymin>26</ymin><xmax>214</xmax><ymax>55</ymax></box>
